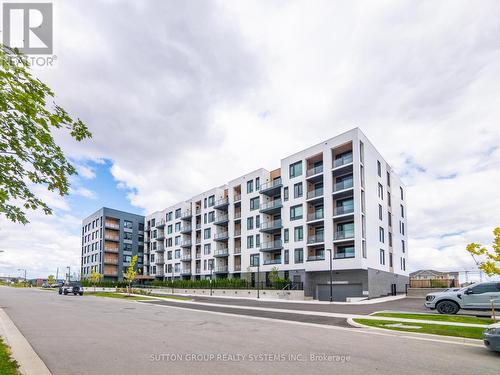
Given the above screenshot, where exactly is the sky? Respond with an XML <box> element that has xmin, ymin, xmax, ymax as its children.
<box><xmin>1</xmin><ymin>0</ymin><xmax>500</xmax><ymax>280</ymax></box>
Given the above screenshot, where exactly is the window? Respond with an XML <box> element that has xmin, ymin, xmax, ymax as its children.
<box><xmin>247</xmin><ymin>180</ymin><xmax>253</xmax><ymax>194</ymax></box>
<box><xmin>122</xmin><ymin>232</ymin><xmax>132</xmax><ymax>240</ymax></box>
<box><xmin>401</xmin><ymin>257</ymin><xmax>406</xmax><ymax>271</ymax></box>
<box><xmin>204</xmin><ymin>228</ymin><xmax>211</xmax><ymax>239</ymax></box>
<box><xmin>255</xmin><ymin>177</ymin><xmax>260</xmax><ymax>190</ymax></box>
<box><xmin>208</xmin><ymin>195</ymin><xmax>215</xmax><ymax>207</ymax></box>
<box><xmin>247</xmin><ymin>235</ymin><xmax>254</xmax><ymax>248</ymax></box>
<box><xmin>378</xmin><ymin>204</ymin><xmax>383</xmax><ymax>220</ymax></box>
<box><xmin>284</xmin><ymin>187</ymin><xmax>289</xmax><ymax>201</ymax></box>
<box><xmin>359</xmin><ymin>141</ymin><xmax>364</xmax><ymax>163</ymax></box>
<box><xmin>204</xmin><ymin>244</ymin><xmax>211</xmax><ymax>255</ymax></box>
<box><xmin>401</xmin><ymin>222</ymin><xmax>405</xmax><ymax>235</ymax></box>
<box><xmin>378</xmin><ymin>183</ymin><xmax>384</xmax><ymax>200</ymax></box>
<box><xmin>175</xmin><ymin>222</ymin><xmax>181</xmax><ymax>232</ymax></box>
<box><xmin>379</xmin><ymin>249</ymin><xmax>385</xmax><ymax>265</ymax></box>
<box><xmin>388</xmin><ymin>213</ymin><xmax>392</xmax><ymax>227</ymax></box>
<box><xmin>255</xmin><ymin>234</ymin><xmax>260</xmax><ymax>247</ymax></box>
<box><xmin>400</xmin><ymin>204</ymin><xmax>404</xmax><ymax>218</ymax></box>
<box><xmin>167</xmin><ymin>251</ymin><xmax>172</xmax><ymax>260</ymax></box>
<box><xmin>294</xmin><ymin>248</ymin><xmax>303</xmax><ymax>263</ymax></box>
<box><xmin>167</xmin><ymin>212</ymin><xmax>173</xmax><ymax>221</ymax></box>
<box><xmin>204</xmin><ymin>213</ymin><xmax>207</xmax><ymax>224</ymax></box>
<box><xmin>388</xmin><ymin>191</ymin><xmax>391</xmax><ymax>207</ymax></box>
<box><xmin>335</xmin><ymin>246</ymin><xmax>354</xmax><ymax>259</ymax></box>
<box><xmin>389</xmin><ymin>253</ymin><xmax>393</xmax><ymax>267</ymax></box>
<box><xmin>124</xmin><ymin>220</ymin><xmax>133</xmax><ymax>229</ymax></box>
<box><xmin>293</xmin><ymin>182</ymin><xmax>303</xmax><ymax>198</ymax></box>
<box><xmin>289</xmin><ymin>161</ymin><xmax>302</xmax><ymax>178</ymax></box>
<box><xmin>389</xmin><ymin>232</ymin><xmax>393</xmax><ymax>247</ymax></box>
<box><xmin>401</xmin><ymin>240</ymin><xmax>406</xmax><ymax>253</ymax></box>
<box><xmin>290</xmin><ymin>205</ymin><xmax>303</xmax><ymax>220</ymax></box>
<box><xmin>247</xmin><ymin>217</ymin><xmax>254</xmax><ymax>230</ymax></box>
<box><xmin>377</xmin><ymin>160</ymin><xmax>381</xmax><ymax>177</ymax></box>
<box><xmin>175</xmin><ymin>249</ymin><xmax>180</xmax><ymax>259</ymax></box>
<box><xmin>360</xmin><ymin>165</ymin><xmax>365</xmax><ymax>188</ymax></box>
<box><xmin>284</xmin><ymin>250</ymin><xmax>289</xmax><ymax>264</ymax></box>
<box><xmin>204</xmin><ymin>198</ymin><xmax>207</xmax><ymax>208</ymax></box>
<box><xmin>470</xmin><ymin>283</ymin><xmax>498</xmax><ymax>294</ymax></box>
<box><xmin>294</xmin><ymin>226</ymin><xmax>303</xmax><ymax>241</ymax></box>
<box><xmin>167</xmin><ymin>238</ymin><xmax>172</xmax><ymax>247</ymax></box>
<box><xmin>255</xmin><ymin>215</ymin><xmax>260</xmax><ymax>228</ymax></box>
<box><xmin>387</xmin><ymin>171</ymin><xmax>391</xmax><ymax>186</ymax></box>
<box><xmin>175</xmin><ymin>208</ymin><xmax>181</xmax><ymax>219</ymax></box>
<box><xmin>400</xmin><ymin>187</ymin><xmax>404</xmax><ymax>200</ymax></box>
<box><xmin>208</xmin><ymin>211</ymin><xmax>215</xmax><ymax>223</ymax></box>
<box><xmin>379</xmin><ymin>227</ymin><xmax>385</xmax><ymax>243</ymax></box>
<box><xmin>151</xmin><ymin>218</ymin><xmax>156</xmax><ymax>227</ymax></box>
<box><xmin>167</xmin><ymin>225</ymin><xmax>172</xmax><ymax>234</ymax></box>
<box><xmin>362</xmin><ymin>240</ymin><xmax>367</xmax><ymax>258</ymax></box>
<box><xmin>250</xmin><ymin>197</ymin><xmax>259</xmax><ymax>211</ymax></box>
<box><xmin>284</xmin><ymin>229</ymin><xmax>289</xmax><ymax>243</ymax></box>
<box><xmin>175</xmin><ymin>236</ymin><xmax>180</xmax><ymax>246</ymax></box>
<box><xmin>250</xmin><ymin>254</ymin><xmax>260</xmax><ymax>267</ymax></box>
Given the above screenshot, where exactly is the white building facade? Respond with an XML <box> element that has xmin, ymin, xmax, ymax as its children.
<box><xmin>143</xmin><ymin>128</ymin><xmax>409</xmax><ymax>300</ymax></box>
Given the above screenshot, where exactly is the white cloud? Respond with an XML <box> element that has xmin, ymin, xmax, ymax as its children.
<box><xmin>70</xmin><ymin>187</ymin><xmax>97</xmax><ymax>200</ymax></box>
<box><xmin>2</xmin><ymin>0</ymin><xmax>500</xmax><ymax>277</ymax></box>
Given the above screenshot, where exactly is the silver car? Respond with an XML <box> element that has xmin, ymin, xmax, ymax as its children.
<box><xmin>483</xmin><ymin>322</ymin><xmax>500</xmax><ymax>352</ymax></box>
<box><xmin>425</xmin><ymin>281</ymin><xmax>500</xmax><ymax>314</ymax></box>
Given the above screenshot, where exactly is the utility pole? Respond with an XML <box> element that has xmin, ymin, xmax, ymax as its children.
<box><xmin>67</xmin><ymin>266</ymin><xmax>71</xmax><ymax>282</ymax></box>
<box><xmin>56</xmin><ymin>267</ymin><xmax>59</xmax><ymax>281</ymax></box>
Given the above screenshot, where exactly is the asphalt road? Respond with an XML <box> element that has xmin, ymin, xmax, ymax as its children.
<box><xmin>0</xmin><ymin>287</ymin><xmax>498</xmax><ymax>375</ymax></box>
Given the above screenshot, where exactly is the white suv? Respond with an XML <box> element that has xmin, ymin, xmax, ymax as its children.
<box><xmin>425</xmin><ymin>281</ymin><xmax>500</xmax><ymax>314</ymax></box>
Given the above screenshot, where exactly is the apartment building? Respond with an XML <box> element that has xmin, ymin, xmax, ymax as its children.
<box><xmin>81</xmin><ymin>207</ymin><xmax>145</xmax><ymax>281</ymax></box>
<box><xmin>144</xmin><ymin>128</ymin><xmax>409</xmax><ymax>300</ymax></box>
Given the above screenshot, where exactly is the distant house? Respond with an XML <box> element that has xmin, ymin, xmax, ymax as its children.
<box><xmin>409</xmin><ymin>270</ymin><xmax>459</xmax><ymax>288</ymax></box>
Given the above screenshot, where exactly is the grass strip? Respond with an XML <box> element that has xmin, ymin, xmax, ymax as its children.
<box><xmin>0</xmin><ymin>337</ymin><xmax>21</xmax><ymax>375</ymax></box>
<box><xmin>354</xmin><ymin>319</ymin><xmax>485</xmax><ymax>340</ymax></box>
<box><xmin>372</xmin><ymin>312</ymin><xmax>494</xmax><ymax>325</ymax></box>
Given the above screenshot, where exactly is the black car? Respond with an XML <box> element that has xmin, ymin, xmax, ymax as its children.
<box><xmin>59</xmin><ymin>282</ymin><xmax>84</xmax><ymax>296</ymax></box>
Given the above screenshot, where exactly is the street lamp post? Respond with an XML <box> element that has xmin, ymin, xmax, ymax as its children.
<box><xmin>17</xmin><ymin>268</ymin><xmax>27</xmax><ymax>285</ymax></box>
<box><xmin>326</xmin><ymin>248</ymin><xmax>333</xmax><ymax>302</ymax></box>
<box><xmin>171</xmin><ymin>267</ymin><xmax>175</xmax><ymax>294</ymax></box>
<box><xmin>210</xmin><ymin>263</ymin><xmax>214</xmax><ymax>296</ymax></box>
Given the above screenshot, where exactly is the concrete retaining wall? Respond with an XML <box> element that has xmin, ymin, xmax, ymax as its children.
<box><xmin>143</xmin><ymin>288</ymin><xmax>305</xmax><ymax>300</ymax></box>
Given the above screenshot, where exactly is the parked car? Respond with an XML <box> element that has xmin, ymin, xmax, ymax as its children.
<box><xmin>41</xmin><ymin>283</ymin><xmax>51</xmax><ymax>288</ymax></box>
<box><xmin>424</xmin><ymin>281</ymin><xmax>500</xmax><ymax>314</ymax></box>
<box><xmin>483</xmin><ymin>322</ymin><xmax>500</xmax><ymax>352</ymax></box>
<box><xmin>59</xmin><ymin>282</ymin><xmax>84</xmax><ymax>296</ymax></box>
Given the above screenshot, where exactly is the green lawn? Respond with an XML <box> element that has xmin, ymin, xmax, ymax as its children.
<box><xmin>372</xmin><ymin>312</ymin><xmax>494</xmax><ymax>325</ymax></box>
<box><xmin>146</xmin><ymin>293</ymin><xmax>191</xmax><ymax>301</ymax></box>
<box><xmin>85</xmin><ymin>292</ymin><xmax>151</xmax><ymax>300</ymax></box>
<box><xmin>0</xmin><ymin>337</ymin><xmax>20</xmax><ymax>375</ymax></box>
<box><xmin>354</xmin><ymin>319</ymin><xmax>486</xmax><ymax>340</ymax></box>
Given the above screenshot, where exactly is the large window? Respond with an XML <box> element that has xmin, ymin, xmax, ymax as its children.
<box><xmin>204</xmin><ymin>228</ymin><xmax>211</xmax><ymax>239</ymax></box>
<box><xmin>204</xmin><ymin>244</ymin><xmax>211</xmax><ymax>255</ymax></box>
<box><xmin>247</xmin><ymin>235</ymin><xmax>254</xmax><ymax>248</ymax></box>
<box><xmin>284</xmin><ymin>187</ymin><xmax>289</xmax><ymax>201</ymax></box>
<box><xmin>250</xmin><ymin>253</ymin><xmax>260</xmax><ymax>267</ymax></box>
<box><xmin>294</xmin><ymin>226</ymin><xmax>303</xmax><ymax>241</ymax></box>
<box><xmin>293</xmin><ymin>182</ymin><xmax>303</xmax><ymax>198</ymax></box>
<box><xmin>289</xmin><ymin>161</ymin><xmax>302</xmax><ymax>178</ymax></box>
<box><xmin>290</xmin><ymin>204</ymin><xmax>303</xmax><ymax>221</ymax></box>
<box><xmin>335</xmin><ymin>246</ymin><xmax>354</xmax><ymax>259</ymax></box>
<box><xmin>379</xmin><ymin>249</ymin><xmax>385</xmax><ymax>265</ymax></box>
<box><xmin>378</xmin><ymin>183</ymin><xmax>384</xmax><ymax>199</ymax></box>
<box><xmin>175</xmin><ymin>208</ymin><xmax>181</xmax><ymax>219</ymax></box>
<box><xmin>379</xmin><ymin>227</ymin><xmax>385</xmax><ymax>243</ymax></box>
<box><xmin>250</xmin><ymin>197</ymin><xmax>260</xmax><ymax>211</ymax></box>
<box><xmin>247</xmin><ymin>217</ymin><xmax>254</xmax><ymax>230</ymax></box>
<box><xmin>284</xmin><ymin>228</ymin><xmax>289</xmax><ymax>243</ymax></box>
<box><xmin>284</xmin><ymin>249</ymin><xmax>289</xmax><ymax>264</ymax></box>
<box><xmin>377</xmin><ymin>160</ymin><xmax>382</xmax><ymax>177</ymax></box>
<box><xmin>247</xmin><ymin>180</ymin><xmax>253</xmax><ymax>194</ymax></box>
<box><xmin>124</xmin><ymin>220</ymin><xmax>133</xmax><ymax>229</ymax></box>
<box><xmin>294</xmin><ymin>248</ymin><xmax>304</xmax><ymax>263</ymax></box>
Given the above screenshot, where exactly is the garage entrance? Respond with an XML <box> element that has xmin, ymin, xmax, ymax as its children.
<box><xmin>316</xmin><ymin>283</ymin><xmax>363</xmax><ymax>301</ymax></box>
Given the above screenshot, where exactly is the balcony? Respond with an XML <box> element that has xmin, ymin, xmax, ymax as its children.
<box><xmin>263</xmin><ymin>258</ymin><xmax>281</xmax><ymax>265</ymax></box>
<box><xmin>334</xmin><ymin>205</ymin><xmax>354</xmax><ymax>217</ymax></box>
<box><xmin>214</xmin><ymin>248</ymin><xmax>229</xmax><ymax>257</ymax></box>
<box><xmin>104</xmin><ymin>247</ymin><xmax>119</xmax><ymax>253</ymax></box>
<box><xmin>104</xmin><ymin>258</ymin><xmax>118</xmax><ymax>265</ymax></box>
<box><xmin>181</xmin><ymin>255</ymin><xmax>192</xmax><ymax>261</ymax></box>
<box><xmin>260</xmin><ymin>219</ymin><xmax>282</xmax><ymax>234</ymax></box>
<box><xmin>181</xmin><ymin>210</ymin><xmax>192</xmax><ymax>220</ymax></box>
<box><xmin>306</xmin><ymin>164</ymin><xmax>324</xmax><ymax>182</ymax></box>
<box><xmin>195</xmin><ymin>223</ymin><xmax>201</xmax><ymax>230</ymax></box>
<box><xmin>307</xmin><ymin>254</ymin><xmax>325</xmax><ymax>261</ymax></box>
<box><xmin>306</xmin><ymin>188</ymin><xmax>324</xmax><ymax>202</ymax></box>
<box><xmin>234</xmin><ymin>194</ymin><xmax>241</xmax><ymax>203</ymax></box>
<box><xmin>155</xmin><ymin>245</ymin><xmax>165</xmax><ymax>252</ymax></box>
<box><xmin>156</xmin><ymin>219</ymin><xmax>166</xmax><ymax>228</ymax></box>
<box><xmin>333</xmin><ymin>230</ymin><xmax>355</xmax><ymax>241</ymax></box>
<box><xmin>103</xmin><ymin>271</ymin><xmax>118</xmax><ymax>277</ymax></box>
<box><xmin>195</xmin><ymin>267</ymin><xmax>201</xmax><ymax>274</ymax></box>
<box><xmin>155</xmin><ymin>257</ymin><xmax>165</xmax><ymax>264</ymax></box>
<box><xmin>259</xmin><ymin>199</ymin><xmax>282</xmax><ymax>214</ymax></box>
<box><xmin>104</xmin><ymin>221</ymin><xmax>120</xmax><ymax>230</ymax></box>
<box><xmin>333</xmin><ymin>178</ymin><xmax>354</xmax><ymax>193</ymax></box>
<box><xmin>234</xmin><ymin>212</ymin><xmax>241</xmax><ymax>220</ymax></box>
<box><xmin>180</xmin><ymin>225</ymin><xmax>192</xmax><ymax>234</ymax></box>
<box><xmin>214</xmin><ymin>266</ymin><xmax>228</xmax><ymax>274</ymax></box>
<box><xmin>214</xmin><ymin>197</ymin><xmax>229</xmax><ymax>210</ymax></box>
<box><xmin>333</xmin><ymin>153</ymin><xmax>353</xmax><ymax>169</ymax></box>
<box><xmin>195</xmin><ymin>208</ymin><xmax>202</xmax><ymax>215</ymax></box>
<box><xmin>306</xmin><ymin>211</ymin><xmax>324</xmax><ymax>224</ymax></box>
<box><xmin>195</xmin><ymin>252</ymin><xmax>201</xmax><ymax>259</ymax></box>
<box><xmin>214</xmin><ymin>214</ymin><xmax>229</xmax><ymax>225</ymax></box>
<box><xmin>234</xmin><ymin>247</ymin><xmax>241</xmax><ymax>254</ymax></box>
<box><xmin>234</xmin><ymin>229</ymin><xmax>241</xmax><ymax>238</ymax></box>
<box><xmin>180</xmin><ymin>240</ymin><xmax>192</xmax><ymax>248</ymax></box>
<box><xmin>214</xmin><ymin>232</ymin><xmax>229</xmax><ymax>241</ymax></box>
<box><xmin>260</xmin><ymin>239</ymin><xmax>283</xmax><ymax>252</ymax></box>
<box><xmin>195</xmin><ymin>238</ymin><xmax>201</xmax><ymax>245</ymax></box>
<box><xmin>307</xmin><ymin>233</ymin><xmax>325</xmax><ymax>245</ymax></box>
<box><xmin>234</xmin><ymin>264</ymin><xmax>241</xmax><ymax>272</ymax></box>
<box><xmin>181</xmin><ymin>268</ymin><xmax>192</xmax><ymax>276</ymax></box>
<box><xmin>259</xmin><ymin>178</ymin><xmax>282</xmax><ymax>196</ymax></box>
<box><xmin>104</xmin><ymin>234</ymin><xmax>119</xmax><ymax>242</ymax></box>
<box><xmin>156</xmin><ymin>234</ymin><xmax>165</xmax><ymax>241</ymax></box>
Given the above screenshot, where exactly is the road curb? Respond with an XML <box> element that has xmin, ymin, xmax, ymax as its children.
<box><xmin>0</xmin><ymin>308</ymin><xmax>52</xmax><ymax>375</ymax></box>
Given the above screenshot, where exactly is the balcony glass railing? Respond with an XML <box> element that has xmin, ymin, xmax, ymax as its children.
<box><xmin>214</xmin><ymin>197</ymin><xmax>229</xmax><ymax>207</ymax></box>
<box><xmin>234</xmin><ymin>229</ymin><xmax>241</xmax><ymax>237</ymax></box>
<box><xmin>180</xmin><ymin>240</ymin><xmax>192</xmax><ymax>247</ymax></box>
<box><xmin>260</xmin><ymin>219</ymin><xmax>282</xmax><ymax>230</ymax></box>
<box><xmin>307</xmin><ymin>254</ymin><xmax>325</xmax><ymax>261</ymax></box>
<box><xmin>234</xmin><ymin>212</ymin><xmax>241</xmax><ymax>219</ymax></box>
<box><xmin>307</xmin><ymin>233</ymin><xmax>325</xmax><ymax>244</ymax></box>
<box><xmin>181</xmin><ymin>210</ymin><xmax>192</xmax><ymax>219</ymax></box>
<box><xmin>307</xmin><ymin>188</ymin><xmax>324</xmax><ymax>199</ymax></box>
<box><xmin>260</xmin><ymin>199</ymin><xmax>282</xmax><ymax>211</ymax></box>
<box><xmin>306</xmin><ymin>164</ymin><xmax>323</xmax><ymax>177</ymax></box>
<box><xmin>234</xmin><ymin>264</ymin><xmax>241</xmax><ymax>271</ymax></box>
<box><xmin>181</xmin><ymin>269</ymin><xmax>191</xmax><ymax>275</ymax></box>
<box><xmin>259</xmin><ymin>178</ymin><xmax>282</xmax><ymax>192</ymax></box>
<box><xmin>214</xmin><ymin>232</ymin><xmax>229</xmax><ymax>240</ymax></box>
<box><xmin>334</xmin><ymin>247</ymin><xmax>355</xmax><ymax>259</ymax></box>
<box><xmin>333</xmin><ymin>230</ymin><xmax>355</xmax><ymax>240</ymax></box>
<box><xmin>334</xmin><ymin>153</ymin><xmax>353</xmax><ymax>168</ymax></box>
<box><xmin>180</xmin><ymin>225</ymin><xmax>192</xmax><ymax>232</ymax></box>
<box><xmin>334</xmin><ymin>204</ymin><xmax>354</xmax><ymax>215</ymax></box>
<box><xmin>264</xmin><ymin>258</ymin><xmax>282</xmax><ymax>265</ymax></box>
<box><xmin>104</xmin><ymin>222</ymin><xmax>120</xmax><ymax>229</ymax></box>
<box><xmin>234</xmin><ymin>194</ymin><xmax>241</xmax><ymax>202</ymax></box>
<box><xmin>334</xmin><ymin>178</ymin><xmax>353</xmax><ymax>191</ymax></box>
<box><xmin>260</xmin><ymin>240</ymin><xmax>282</xmax><ymax>251</ymax></box>
<box><xmin>307</xmin><ymin>211</ymin><xmax>324</xmax><ymax>221</ymax></box>
<box><xmin>214</xmin><ymin>248</ymin><xmax>229</xmax><ymax>256</ymax></box>
<box><xmin>215</xmin><ymin>266</ymin><xmax>228</xmax><ymax>273</ymax></box>
<box><xmin>234</xmin><ymin>247</ymin><xmax>241</xmax><ymax>254</ymax></box>
<box><xmin>214</xmin><ymin>215</ymin><xmax>229</xmax><ymax>223</ymax></box>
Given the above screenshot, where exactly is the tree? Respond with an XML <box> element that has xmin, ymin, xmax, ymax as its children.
<box><xmin>0</xmin><ymin>45</ymin><xmax>92</xmax><ymax>224</ymax></box>
<box><xmin>268</xmin><ymin>266</ymin><xmax>279</xmax><ymax>286</ymax></box>
<box><xmin>89</xmin><ymin>270</ymin><xmax>102</xmax><ymax>292</ymax></box>
<box><xmin>47</xmin><ymin>275</ymin><xmax>55</xmax><ymax>285</ymax></box>
<box><xmin>466</xmin><ymin>227</ymin><xmax>500</xmax><ymax>276</ymax></box>
<box><xmin>123</xmin><ymin>255</ymin><xmax>138</xmax><ymax>296</ymax></box>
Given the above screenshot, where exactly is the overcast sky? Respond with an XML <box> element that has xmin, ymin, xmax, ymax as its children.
<box><xmin>1</xmin><ymin>0</ymin><xmax>499</xmax><ymax>280</ymax></box>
